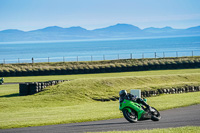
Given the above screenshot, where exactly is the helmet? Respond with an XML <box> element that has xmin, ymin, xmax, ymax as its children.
<box><xmin>119</xmin><ymin>90</ymin><xmax>127</xmax><ymax>97</ymax></box>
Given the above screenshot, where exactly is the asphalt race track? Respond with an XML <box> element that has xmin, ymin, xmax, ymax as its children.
<box><xmin>1</xmin><ymin>104</ymin><xmax>200</xmax><ymax>133</ymax></box>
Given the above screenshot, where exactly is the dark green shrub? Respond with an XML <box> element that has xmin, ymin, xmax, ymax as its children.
<box><xmin>3</xmin><ymin>69</ymin><xmax>10</xmax><ymax>76</ymax></box>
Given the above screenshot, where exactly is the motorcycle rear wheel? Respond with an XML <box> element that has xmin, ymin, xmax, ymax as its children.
<box><xmin>150</xmin><ymin>107</ymin><xmax>161</xmax><ymax>121</ymax></box>
<box><xmin>123</xmin><ymin>109</ymin><xmax>138</xmax><ymax>123</ymax></box>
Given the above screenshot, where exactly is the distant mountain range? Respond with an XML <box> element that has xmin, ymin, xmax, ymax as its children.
<box><xmin>0</xmin><ymin>23</ymin><xmax>200</xmax><ymax>42</ymax></box>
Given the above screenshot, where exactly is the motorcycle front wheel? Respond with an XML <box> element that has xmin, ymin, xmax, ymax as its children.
<box><xmin>150</xmin><ymin>107</ymin><xmax>161</xmax><ymax>121</ymax></box>
<box><xmin>122</xmin><ymin>109</ymin><xmax>138</xmax><ymax>123</ymax></box>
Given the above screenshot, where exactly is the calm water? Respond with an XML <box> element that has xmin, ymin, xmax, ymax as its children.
<box><xmin>0</xmin><ymin>36</ymin><xmax>200</xmax><ymax>63</ymax></box>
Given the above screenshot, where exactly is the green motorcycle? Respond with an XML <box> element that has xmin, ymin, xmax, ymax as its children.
<box><xmin>119</xmin><ymin>98</ymin><xmax>161</xmax><ymax>123</ymax></box>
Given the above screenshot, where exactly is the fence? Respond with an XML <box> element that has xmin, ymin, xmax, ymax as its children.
<box><xmin>1</xmin><ymin>50</ymin><xmax>200</xmax><ymax>64</ymax></box>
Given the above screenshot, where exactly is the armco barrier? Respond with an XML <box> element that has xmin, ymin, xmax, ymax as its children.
<box><xmin>19</xmin><ymin>80</ymin><xmax>68</xmax><ymax>96</ymax></box>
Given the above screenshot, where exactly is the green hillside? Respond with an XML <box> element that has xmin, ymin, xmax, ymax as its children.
<box><xmin>0</xmin><ymin>68</ymin><xmax>200</xmax><ymax>129</ymax></box>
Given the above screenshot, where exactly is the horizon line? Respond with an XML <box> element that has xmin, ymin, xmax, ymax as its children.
<box><xmin>1</xmin><ymin>23</ymin><xmax>200</xmax><ymax>32</ymax></box>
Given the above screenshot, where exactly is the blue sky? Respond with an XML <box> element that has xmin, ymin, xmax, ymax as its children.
<box><xmin>0</xmin><ymin>0</ymin><xmax>200</xmax><ymax>31</ymax></box>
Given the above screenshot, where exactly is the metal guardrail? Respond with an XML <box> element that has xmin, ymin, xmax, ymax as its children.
<box><xmin>1</xmin><ymin>50</ymin><xmax>200</xmax><ymax>64</ymax></box>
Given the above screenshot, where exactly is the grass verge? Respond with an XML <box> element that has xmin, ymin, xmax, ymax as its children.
<box><xmin>0</xmin><ymin>84</ymin><xmax>18</xmax><ymax>97</ymax></box>
<box><xmin>0</xmin><ymin>90</ymin><xmax>199</xmax><ymax>129</ymax></box>
<box><xmin>0</xmin><ymin>68</ymin><xmax>200</xmax><ymax>129</ymax></box>
<box><xmin>87</xmin><ymin>126</ymin><xmax>200</xmax><ymax>133</ymax></box>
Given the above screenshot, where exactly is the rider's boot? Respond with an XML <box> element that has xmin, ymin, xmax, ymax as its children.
<box><xmin>147</xmin><ymin>105</ymin><xmax>154</xmax><ymax>112</ymax></box>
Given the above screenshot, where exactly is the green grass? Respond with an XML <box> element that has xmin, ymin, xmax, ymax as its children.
<box><xmin>3</xmin><ymin>68</ymin><xmax>200</xmax><ymax>83</ymax></box>
<box><xmin>87</xmin><ymin>126</ymin><xmax>200</xmax><ymax>133</ymax></box>
<box><xmin>0</xmin><ymin>84</ymin><xmax>200</xmax><ymax>129</ymax></box>
<box><xmin>35</xmin><ymin>73</ymin><xmax>200</xmax><ymax>101</ymax></box>
<box><xmin>0</xmin><ymin>84</ymin><xmax>19</xmax><ymax>97</ymax></box>
<box><xmin>1</xmin><ymin>68</ymin><xmax>200</xmax><ymax>129</ymax></box>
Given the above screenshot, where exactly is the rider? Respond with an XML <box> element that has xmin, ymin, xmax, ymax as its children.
<box><xmin>119</xmin><ymin>90</ymin><xmax>151</xmax><ymax>110</ymax></box>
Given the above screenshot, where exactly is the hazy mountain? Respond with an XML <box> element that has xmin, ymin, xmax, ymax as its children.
<box><xmin>185</xmin><ymin>26</ymin><xmax>200</xmax><ymax>34</ymax></box>
<box><xmin>143</xmin><ymin>26</ymin><xmax>179</xmax><ymax>33</ymax></box>
<box><xmin>92</xmin><ymin>23</ymin><xmax>144</xmax><ymax>38</ymax></box>
<box><xmin>0</xmin><ymin>24</ymin><xmax>200</xmax><ymax>42</ymax></box>
<box><xmin>0</xmin><ymin>29</ymin><xmax>25</xmax><ymax>33</ymax></box>
<box><xmin>30</xmin><ymin>26</ymin><xmax>89</xmax><ymax>34</ymax></box>
<box><xmin>30</xmin><ymin>26</ymin><xmax>65</xmax><ymax>33</ymax></box>
<box><xmin>0</xmin><ymin>29</ymin><xmax>27</xmax><ymax>42</ymax></box>
<box><xmin>93</xmin><ymin>24</ymin><xmax>141</xmax><ymax>33</ymax></box>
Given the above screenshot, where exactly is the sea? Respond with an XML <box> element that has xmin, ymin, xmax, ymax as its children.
<box><xmin>0</xmin><ymin>36</ymin><xmax>200</xmax><ymax>64</ymax></box>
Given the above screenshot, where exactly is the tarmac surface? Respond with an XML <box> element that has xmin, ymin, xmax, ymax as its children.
<box><xmin>1</xmin><ymin>104</ymin><xmax>200</xmax><ymax>133</ymax></box>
